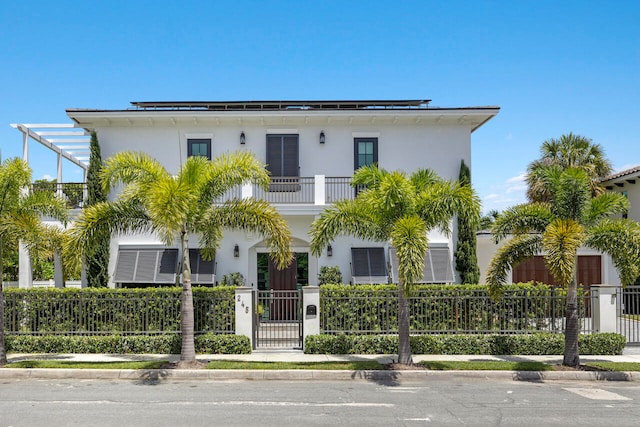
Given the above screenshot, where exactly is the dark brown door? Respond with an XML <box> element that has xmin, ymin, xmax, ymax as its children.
<box><xmin>268</xmin><ymin>256</ymin><xmax>298</xmax><ymax>320</ymax></box>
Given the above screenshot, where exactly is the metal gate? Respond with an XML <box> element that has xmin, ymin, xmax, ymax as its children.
<box><xmin>253</xmin><ymin>290</ymin><xmax>303</xmax><ymax>349</ymax></box>
<box><xmin>617</xmin><ymin>286</ymin><xmax>640</xmax><ymax>344</ymax></box>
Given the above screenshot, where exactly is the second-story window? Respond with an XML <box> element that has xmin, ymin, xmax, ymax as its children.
<box><xmin>187</xmin><ymin>138</ymin><xmax>211</xmax><ymax>160</ymax></box>
<box><xmin>354</xmin><ymin>137</ymin><xmax>378</xmax><ymax>170</ymax></box>
<box><xmin>266</xmin><ymin>134</ymin><xmax>299</xmax><ymax>177</ymax></box>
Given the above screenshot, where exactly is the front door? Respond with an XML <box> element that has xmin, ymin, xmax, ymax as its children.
<box><xmin>268</xmin><ymin>256</ymin><xmax>298</xmax><ymax>291</ymax></box>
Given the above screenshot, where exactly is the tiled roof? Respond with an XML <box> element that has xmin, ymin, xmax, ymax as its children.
<box><xmin>600</xmin><ymin>165</ymin><xmax>640</xmax><ymax>182</ymax></box>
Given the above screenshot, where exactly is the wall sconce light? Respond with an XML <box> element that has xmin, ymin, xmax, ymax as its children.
<box><xmin>319</xmin><ymin>130</ymin><xmax>325</xmax><ymax>144</ymax></box>
<box><xmin>240</xmin><ymin>131</ymin><xmax>246</xmax><ymax>145</ymax></box>
<box><xmin>233</xmin><ymin>244</ymin><xmax>239</xmax><ymax>258</ymax></box>
<box><xmin>327</xmin><ymin>244</ymin><xmax>333</xmax><ymax>257</ymax></box>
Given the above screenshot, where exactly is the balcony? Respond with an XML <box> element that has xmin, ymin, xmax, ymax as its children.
<box><xmin>33</xmin><ymin>176</ymin><xmax>354</xmax><ymax>211</ymax></box>
<box><xmin>31</xmin><ymin>182</ymin><xmax>87</xmax><ymax>209</ymax></box>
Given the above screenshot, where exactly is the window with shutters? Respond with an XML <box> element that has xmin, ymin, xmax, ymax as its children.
<box><xmin>114</xmin><ymin>248</ymin><xmax>179</xmax><ymax>285</ymax></box>
<box><xmin>266</xmin><ymin>134</ymin><xmax>299</xmax><ymax>191</ymax></box>
<box><xmin>351</xmin><ymin>247</ymin><xmax>388</xmax><ymax>283</ymax></box>
<box><xmin>187</xmin><ymin>138</ymin><xmax>211</xmax><ymax>160</ymax></box>
<box><xmin>389</xmin><ymin>245</ymin><xmax>454</xmax><ymax>283</ymax></box>
<box><xmin>188</xmin><ymin>249</ymin><xmax>216</xmax><ymax>285</ymax></box>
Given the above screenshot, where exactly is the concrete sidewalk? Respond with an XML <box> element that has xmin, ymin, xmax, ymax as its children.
<box><xmin>2</xmin><ymin>350</ymin><xmax>640</xmax><ymax>382</ymax></box>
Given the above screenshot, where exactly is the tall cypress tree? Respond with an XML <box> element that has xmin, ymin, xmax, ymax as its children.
<box><xmin>454</xmin><ymin>160</ymin><xmax>480</xmax><ymax>284</ymax></box>
<box><xmin>85</xmin><ymin>131</ymin><xmax>110</xmax><ymax>287</ymax></box>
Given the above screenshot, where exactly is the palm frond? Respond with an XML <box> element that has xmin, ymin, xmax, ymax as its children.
<box><xmin>542</xmin><ymin>219</ymin><xmax>585</xmax><ymax>287</ymax></box>
<box><xmin>205</xmin><ymin>151</ymin><xmax>271</xmax><ymax>199</ymax></box>
<box><xmin>416</xmin><ymin>180</ymin><xmax>480</xmax><ymax>233</ymax></box>
<box><xmin>64</xmin><ymin>200</ymin><xmax>153</xmax><ymax>271</ymax></box>
<box><xmin>586</xmin><ymin>219</ymin><xmax>640</xmax><ymax>285</ymax></box>
<box><xmin>490</xmin><ymin>203</ymin><xmax>553</xmax><ymax>242</ymax></box>
<box><xmin>205</xmin><ymin>198</ymin><xmax>292</xmax><ymax>269</ymax></box>
<box><xmin>584</xmin><ymin>192</ymin><xmax>629</xmax><ymax>225</ymax></box>
<box><xmin>390</xmin><ymin>215</ymin><xmax>428</xmax><ymax>292</ymax></box>
<box><xmin>309</xmin><ymin>199</ymin><xmax>384</xmax><ymax>255</ymax></box>
<box><xmin>101</xmin><ymin>151</ymin><xmax>169</xmax><ymax>194</ymax></box>
<box><xmin>486</xmin><ymin>234</ymin><xmax>542</xmax><ymax>300</ymax></box>
<box><xmin>351</xmin><ymin>164</ymin><xmax>386</xmax><ymax>188</ymax></box>
<box><xmin>410</xmin><ymin>168</ymin><xmax>441</xmax><ymax>192</ymax></box>
<box><xmin>553</xmin><ymin>168</ymin><xmax>591</xmax><ymax>220</ymax></box>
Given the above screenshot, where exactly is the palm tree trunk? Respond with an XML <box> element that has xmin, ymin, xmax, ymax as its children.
<box><xmin>0</xmin><ymin>238</ymin><xmax>7</xmax><ymax>366</ymax></box>
<box><xmin>397</xmin><ymin>281</ymin><xmax>413</xmax><ymax>365</ymax></box>
<box><xmin>180</xmin><ymin>230</ymin><xmax>196</xmax><ymax>362</ymax></box>
<box><xmin>563</xmin><ymin>279</ymin><xmax>580</xmax><ymax>367</ymax></box>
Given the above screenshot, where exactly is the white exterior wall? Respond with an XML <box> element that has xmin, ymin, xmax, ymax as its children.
<box><xmin>95</xmin><ymin>123</ymin><xmax>469</xmax><ymax>182</ymax></box>
<box><xmin>83</xmin><ymin>110</ymin><xmax>482</xmax><ymax>288</ymax></box>
<box><xmin>606</xmin><ymin>183</ymin><xmax>640</xmax><ymax>222</ymax></box>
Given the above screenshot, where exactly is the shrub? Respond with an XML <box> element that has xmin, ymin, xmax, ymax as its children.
<box><xmin>220</xmin><ymin>272</ymin><xmax>245</xmax><ymax>286</ymax></box>
<box><xmin>304</xmin><ymin>333</ymin><xmax>626</xmax><ymax>356</ymax></box>
<box><xmin>4</xmin><ymin>333</ymin><xmax>251</xmax><ymax>354</ymax></box>
<box><xmin>318</xmin><ymin>266</ymin><xmax>342</xmax><ymax>285</ymax></box>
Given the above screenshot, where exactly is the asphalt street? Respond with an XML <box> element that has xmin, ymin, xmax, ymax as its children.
<box><xmin>2</xmin><ymin>377</ymin><xmax>640</xmax><ymax>426</ymax></box>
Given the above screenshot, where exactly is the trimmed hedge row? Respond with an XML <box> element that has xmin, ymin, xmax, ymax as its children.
<box><xmin>304</xmin><ymin>333</ymin><xmax>626</xmax><ymax>356</ymax></box>
<box><xmin>5</xmin><ymin>333</ymin><xmax>251</xmax><ymax>354</ymax></box>
<box><xmin>320</xmin><ymin>283</ymin><xmax>584</xmax><ymax>334</ymax></box>
<box><xmin>3</xmin><ymin>286</ymin><xmax>235</xmax><ymax>334</ymax></box>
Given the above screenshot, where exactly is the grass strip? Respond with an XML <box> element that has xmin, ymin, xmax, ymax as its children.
<box><xmin>584</xmin><ymin>362</ymin><xmax>640</xmax><ymax>372</ymax></box>
<box><xmin>206</xmin><ymin>360</ymin><xmax>384</xmax><ymax>370</ymax></box>
<box><xmin>6</xmin><ymin>361</ymin><xmax>168</xmax><ymax>369</ymax></box>
<box><xmin>419</xmin><ymin>361</ymin><xmax>553</xmax><ymax>371</ymax></box>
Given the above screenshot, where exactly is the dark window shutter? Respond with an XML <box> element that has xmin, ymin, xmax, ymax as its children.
<box><xmin>266</xmin><ymin>135</ymin><xmax>283</xmax><ymax>176</ymax></box>
<box><xmin>114</xmin><ymin>249</ymin><xmax>137</xmax><ymax>282</ymax></box>
<box><xmin>351</xmin><ymin>247</ymin><xmax>387</xmax><ymax>276</ymax></box>
<box><xmin>189</xmin><ymin>249</ymin><xmax>216</xmax><ymax>284</ymax></box>
<box><xmin>114</xmin><ymin>248</ymin><xmax>178</xmax><ymax>284</ymax></box>
<box><xmin>368</xmin><ymin>248</ymin><xmax>387</xmax><ymax>276</ymax></box>
<box><xmin>267</xmin><ymin>134</ymin><xmax>298</xmax><ymax>177</ymax></box>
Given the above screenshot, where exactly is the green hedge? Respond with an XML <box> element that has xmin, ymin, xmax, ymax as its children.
<box><xmin>320</xmin><ymin>283</ymin><xmax>582</xmax><ymax>334</ymax></box>
<box><xmin>3</xmin><ymin>286</ymin><xmax>235</xmax><ymax>334</ymax></box>
<box><xmin>5</xmin><ymin>333</ymin><xmax>251</xmax><ymax>354</ymax></box>
<box><xmin>304</xmin><ymin>333</ymin><xmax>626</xmax><ymax>356</ymax></box>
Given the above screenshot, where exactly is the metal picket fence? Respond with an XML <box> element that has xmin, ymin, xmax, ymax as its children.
<box><xmin>320</xmin><ymin>288</ymin><xmax>594</xmax><ymax>335</ymax></box>
<box><xmin>3</xmin><ymin>290</ymin><xmax>235</xmax><ymax>335</ymax></box>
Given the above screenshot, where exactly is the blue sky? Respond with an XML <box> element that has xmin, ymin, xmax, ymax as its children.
<box><xmin>1</xmin><ymin>0</ymin><xmax>638</xmax><ymax>213</ymax></box>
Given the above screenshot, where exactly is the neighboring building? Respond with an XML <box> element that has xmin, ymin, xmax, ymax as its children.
<box><xmin>477</xmin><ymin>165</ymin><xmax>640</xmax><ymax>287</ymax></box>
<box><xmin>14</xmin><ymin>100</ymin><xmax>499</xmax><ymax>289</ymax></box>
<box><xmin>600</xmin><ymin>166</ymin><xmax>640</xmax><ymax>222</ymax></box>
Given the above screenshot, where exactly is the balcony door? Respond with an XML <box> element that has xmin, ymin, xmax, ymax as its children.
<box><xmin>267</xmin><ymin>134</ymin><xmax>299</xmax><ymax>178</ymax></box>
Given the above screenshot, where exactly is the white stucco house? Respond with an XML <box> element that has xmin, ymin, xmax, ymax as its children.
<box><xmin>13</xmin><ymin>100</ymin><xmax>500</xmax><ymax>290</ymax></box>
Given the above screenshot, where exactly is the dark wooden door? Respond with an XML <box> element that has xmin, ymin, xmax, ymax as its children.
<box><xmin>267</xmin><ymin>256</ymin><xmax>298</xmax><ymax>321</ymax></box>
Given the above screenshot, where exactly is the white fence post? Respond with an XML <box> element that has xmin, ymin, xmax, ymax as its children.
<box><xmin>591</xmin><ymin>284</ymin><xmax>618</xmax><ymax>333</ymax></box>
<box><xmin>302</xmin><ymin>286</ymin><xmax>320</xmax><ymax>349</ymax></box>
<box><xmin>235</xmin><ymin>287</ymin><xmax>254</xmax><ymax>348</ymax></box>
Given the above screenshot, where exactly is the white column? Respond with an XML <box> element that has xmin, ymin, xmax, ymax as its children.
<box><xmin>302</xmin><ymin>286</ymin><xmax>320</xmax><ymax>350</ymax></box>
<box><xmin>18</xmin><ymin>243</ymin><xmax>32</xmax><ymax>288</ymax></box>
<box><xmin>241</xmin><ymin>183</ymin><xmax>253</xmax><ymax>199</ymax></box>
<box><xmin>57</xmin><ymin>153</ymin><xmax>64</xmax><ymax>198</ymax></box>
<box><xmin>591</xmin><ymin>284</ymin><xmax>618</xmax><ymax>333</ymax></box>
<box><xmin>314</xmin><ymin>175</ymin><xmax>325</xmax><ymax>205</ymax></box>
<box><xmin>54</xmin><ymin>252</ymin><xmax>64</xmax><ymax>288</ymax></box>
<box><xmin>235</xmin><ymin>287</ymin><xmax>254</xmax><ymax>348</ymax></box>
<box><xmin>22</xmin><ymin>131</ymin><xmax>29</xmax><ymax>162</ymax></box>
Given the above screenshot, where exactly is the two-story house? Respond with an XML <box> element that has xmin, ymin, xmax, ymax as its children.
<box><xmin>14</xmin><ymin>100</ymin><xmax>499</xmax><ymax>289</ymax></box>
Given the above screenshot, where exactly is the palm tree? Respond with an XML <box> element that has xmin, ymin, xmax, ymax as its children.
<box><xmin>309</xmin><ymin>165</ymin><xmax>480</xmax><ymax>365</ymax></box>
<box><xmin>0</xmin><ymin>158</ymin><xmax>68</xmax><ymax>366</ymax></box>
<box><xmin>65</xmin><ymin>151</ymin><xmax>292</xmax><ymax>366</ymax></box>
<box><xmin>526</xmin><ymin>133</ymin><xmax>612</xmax><ymax>203</ymax></box>
<box><xmin>487</xmin><ymin>168</ymin><xmax>640</xmax><ymax>367</ymax></box>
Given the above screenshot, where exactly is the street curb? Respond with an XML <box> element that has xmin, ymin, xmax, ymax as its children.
<box><xmin>0</xmin><ymin>368</ymin><xmax>638</xmax><ymax>382</ymax></box>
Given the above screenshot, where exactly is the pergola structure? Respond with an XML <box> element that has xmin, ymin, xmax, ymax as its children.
<box><xmin>10</xmin><ymin>123</ymin><xmax>90</xmax><ymax>186</ymax></box>
<box><xmin>9</xmin><ymin>123</ymin><xmax>90</xmax><ymax>289</ymax></box>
